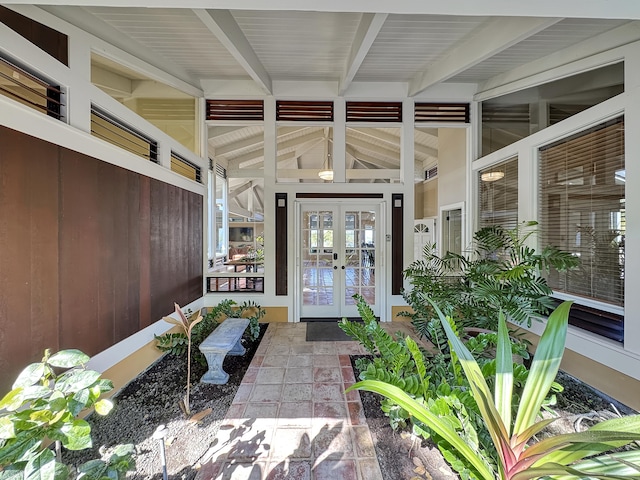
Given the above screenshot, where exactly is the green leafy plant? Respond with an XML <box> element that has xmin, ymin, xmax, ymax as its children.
<box><xmin>161</xmin><ymin>303</ymin><xmax>203</xmax><ymax>415</ymax></box>
<box><xmin>341</xmin><ymin>294</ymin><xmax>533</xmax><ymax>477</ymax></box>
<box><xmin>156</xmin><ymin>300</ymin><xmax>265</xmax><ymax>363</ymax></box>
<box><xmin>403</xmin><ymin>221</ymin><xmax>579</xmax><ymax>332</ymax></box>
<box><xmin>0</xmin><ymin>349</ymin><xmax>134</xmax><ymax>480</ymax></box>
<box><xmin>350</xmin><ymin>301</ymin><xmax>640</xmax><ymax>480</ymax></box>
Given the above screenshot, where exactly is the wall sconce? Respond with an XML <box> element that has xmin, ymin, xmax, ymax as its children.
<box><xmin>481</xmin><ymin>171</ymin><xmax>505</xmax><ymax>182</ymax></box>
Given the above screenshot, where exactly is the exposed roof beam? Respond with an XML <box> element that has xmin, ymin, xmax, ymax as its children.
<box><xmin>277</xmin><ymin>130</ymin><xmax>326</xmax><ymax>152</ymax></box>
<box><xmin>252</xmin><ymin>185</ymin><xmax>264</xmax><ymax>212</ymax></box>
<box><xmin>414</xmin><ymin>143</ymin><xmax>438</xmax><ymax>159</ymax></box>
<box><xmin>346</xmin><ymin>135</ymin><xmax>400</xmax><ymax>161</ymax></box>
<box><xmin>193</xmin><ymin>9</ymin><xmax>272</xmax><ymax>94</ymax></box>
<box><xmin>409</xmin><ymin>17</ymin><xmax>562</xmax><ymax>96</ymax></box>
<box><xmin>228</xmin><ymin>180</ymin><xmax>253</xmax><ymax>199</ymax></box>
<box><xmin>348</xmin><ymin>126</ymin><xmax>438</xmax><ymax>158</ymax></box>
<box><xmin>91</xmin><ymin>64</ymin><xmax>132</xmax><ymax>97</ymax></box>
<box><xmin>346</xmin><ymin>145</ymin><xmax>398</xmax><ymax>169</ymax></box>
<box><xmin>339</xmin><ymin>13</ymin><xmax>388</xmax><ymax>95</ymax></box>
<box><xmin>347</xmin><ymin>127</ymin><xmax>400</xmax><ymax>147</ymax></box>
<box><xmin>476</xmin><ymin>21</ymin><xmax>640</xmax><ymax>100</ymax></box>
<box><xmin>214</xmin><ymin>131</ymin><xmax>264</xmax><ymax>156</ymax></box>
<box><xmin>37</xmin><ymin>5</ymin><xmax>201</xmax><ymax>92</ymax></box>
<box><xmin>209</xmin><ymin>126</ymin><xmax>246</xmax><ymax>140</ymax></box>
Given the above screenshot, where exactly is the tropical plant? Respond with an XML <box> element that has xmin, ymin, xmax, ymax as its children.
<box><xmin>156</xmin><ymin>300</ymin><xmax>265</xmax><ymax>363</ymax></box>
<box><xmin>403</xmin><ymin>221</ymin><xmax>579</xmax><ymax>332</ymax></box>
<box><xmin>341</xmin><ymin>294</ymin><xmax>533</xmax><ymax>477</ymax></box>
<box><xmin>0</xmin><ymin>349</ymin><xmax>134</xmax><ymax>480</ymax></box>
<box><xmin>349</xmin><ymin>301</ymin><xmax>640</xmax><ymax>480</ymax></box>
<box><xmin>161</xmin><ymin>303</ymin><xmax>203</xmax><ymax>415</ymax></box>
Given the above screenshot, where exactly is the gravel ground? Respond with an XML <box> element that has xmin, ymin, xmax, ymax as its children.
<box><xmin>64</xmin><ymin>325</ymin><xmax>267</xmax><ymax>479</ymax></box>
<box><xmin>64</xmin><ymin>327</ymin><xmax>637</xmax><ymax>480</ymax></box>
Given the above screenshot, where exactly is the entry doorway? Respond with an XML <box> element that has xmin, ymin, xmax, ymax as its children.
<box><xmin>297</xmin><ymin>200</ymin><xmax>381</xmax><ymax>319</ymax></box>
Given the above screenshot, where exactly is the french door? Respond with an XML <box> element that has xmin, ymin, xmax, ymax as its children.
<box><xmin>298</xmin><ymin>201</ymin><xmax>380</xmax><ymax>319</ymax></box>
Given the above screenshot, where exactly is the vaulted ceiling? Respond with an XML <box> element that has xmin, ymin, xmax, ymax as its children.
<box><xmin>24</xmin><ymin>1</ymin><xmax>640</xmax><ymax>216</ymax></box>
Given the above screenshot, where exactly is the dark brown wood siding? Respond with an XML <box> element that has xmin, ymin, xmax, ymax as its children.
<box><xmin>0</xmin><ymin>126</ymin><xmax>203</xmax><ymax>392</ymax></box>
<box><xmin>0</xmin><ymin>6</ymin><xmax>68</xmax><ymax>66</ymax></box>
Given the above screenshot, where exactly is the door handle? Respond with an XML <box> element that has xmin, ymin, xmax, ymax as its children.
<box><xmin>333</xmin><ymin>253</ymin><xmax>338</xmax><ymax>260</ymax></box>
<box><xmin>342</xmin><ymin>266</ymin><xmax>345</xmax><ymax>270</ymax></box>
<box><xmin>334</xmin><ymin>265</ymin><xmax>338</xmax><ymax>270</ymax></box>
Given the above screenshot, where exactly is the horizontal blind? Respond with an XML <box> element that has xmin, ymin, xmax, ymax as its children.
<box><xmin>91</xmin><ymin>106</ymin><xmax>158</xmax><ymax>163</ymax></box>
<box><xmin>539</xmin><ymin>116</ymin><xmax>625</xmax><ymax>307</ymax></box>
<box><xmin>0</xmin><ymin>56</ymin><xmax>63</xmax><ymax>120</ymax></box>
<box><xmin>171</xmin><ymin>152</ymin><xmax>201</xmax><ymax>183</ymax></box>
<box><xmin>478</xmin><ymin>157</ymin><xmax>518</xmax><ymax>229</ymax></box>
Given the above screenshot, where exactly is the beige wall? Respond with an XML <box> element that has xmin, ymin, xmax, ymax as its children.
<box><xmin>437</xmin><ymin>128</ymin><xmax>466</xmax><ymax>208</ymax></box>
<box><xmin>423</xmin><ymin>180</ymin><xmax>438</xmax><ymax>217</ymax></box>
<box><xmin>414</xmin><ymin>179</ymin><xmax>438</xmax><ymax>219</ymax></box>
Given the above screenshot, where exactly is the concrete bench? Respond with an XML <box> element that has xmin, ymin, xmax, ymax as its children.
<box><xmin>199</xmin><ymin>318</ymin><xmax>250</xmax><ymax>384</ymax></box>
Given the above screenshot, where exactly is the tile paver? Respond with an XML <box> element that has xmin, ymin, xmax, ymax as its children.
<box><xmin>196</xmin><ymin>322</ymin><xmax>383</xmax><ymax>480</ymax></box>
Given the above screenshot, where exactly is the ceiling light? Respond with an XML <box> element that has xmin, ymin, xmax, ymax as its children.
<box><xmin>318</xmin><ymin>170</ymin><xmax>334</xmax><ymax>181</ymax></box>
<box><xmin>481</xmin><ymin>171</ymin><xmax>505</xmax><ymax>182</ymax></box>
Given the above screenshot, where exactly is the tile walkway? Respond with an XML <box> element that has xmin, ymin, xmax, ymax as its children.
<box><xmin>195</xmin><ymin>322</ymin><xmax>383</xmax><ymax>480</ymax></box>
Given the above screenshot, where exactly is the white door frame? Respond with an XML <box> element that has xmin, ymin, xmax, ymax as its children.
<box><xmin>294</xmin><ymin>198</ymin><xmax>385</xmax><ymax>320</ymax></box>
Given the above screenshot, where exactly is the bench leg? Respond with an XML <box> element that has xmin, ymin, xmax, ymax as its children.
<box><xmin>228</xmin><ymin>338</ymin><xmax>246</xmax><ymax>356</ymax></box>
<box><xmin>200</xmin><ymin>351</ymin><xmax>229</xmax><ymax>384</ymax></box>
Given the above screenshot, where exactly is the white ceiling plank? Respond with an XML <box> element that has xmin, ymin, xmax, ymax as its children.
<box><xmin>346</xmin><ymin>135</ymin><xmax>400</xmax><ymax>160</ymax></box>
<box><xmin>16</xmin><ymin>1</ymin><xmax>640</xmax><ymax>20</ymax></box>
<box><xmin>276</xmin><ymin>130</ymin><xmax>327</xmax><ymax>153</ymax></box>
<box><xmin>193</xmin><ymin>9</ymin><xmax>272</xmax><ymax>94</ymax></box>
<box><xmin>476</xmin><ymin>20</ymin><xmax>640</xmax><ymax>100</ymax></box>
<box><xmin>208</xmin><ymin>126</ymin><xmax>246</xmax><ymax>139</ymax></box>
<box><xmin>339</xmin><ymin>13</ymin><xmax>388</xmax><ymax>95</ymax></box>
<box><xmin>36</xmin><ymin>5</ymin><xmax>202</xmax><ymax>92</ymax></box>
<box><xmin>409</xmin><ymin>17</ymin><xmax>562</xmax><ymax>96</ymax></box>
<box><xmin>214</xmin><ymin>131</ymin><xmax>264</xmax><ymax>156</ymax></box>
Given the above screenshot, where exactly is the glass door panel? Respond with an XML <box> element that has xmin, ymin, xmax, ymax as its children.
<box><xmin>300</xmin><ymin>202</ymin><xmax>379</xmax><ymax>318</ymax></box>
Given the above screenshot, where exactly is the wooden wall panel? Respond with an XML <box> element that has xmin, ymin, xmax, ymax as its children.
<box><xmin>59</xmin><ymin>148</ymin><xmax>105</xmax><ymax>354</ymax></box>
<box><xmin>0</xmin><ymin>126</ymin><xmax>203</xmax><ymax>392</ymax></box>
<box><xmin>0</xmin><ymin>126</ymin><xmax>59</xmax><ymax>390</ymax></box>
<box><xmin>149</xmin><ymin>179</ymin><xmax>203</xmax><ymax>322</ymax></box>
<box><xmin>0</xmin><ymin>6</ymin><xmax>69</xmax><ymax>66</ymax></box>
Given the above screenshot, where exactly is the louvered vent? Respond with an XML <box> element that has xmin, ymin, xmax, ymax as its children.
<box><xmin>206</xmin><ymin>100</ymin><xmax>264</xmax><ymax>121</ymax></box>
<box><xmin>415</xmin><ymin>103</ymin><xmax>469</xmax><ymax>123</ymax></box>
<box><xmin>171</xmin><ymin>152</ymin><xmax>201</xmax><ymax>183</ymax></box>
<box><xmin>276</xmin><ymin>101</ymin><xmax>333</xmax><ymax>121</ymax></box>
<box><xmin>215</xmin><ymin>163</ymin><xmax>226</xmax><ymax>178</ymax></box>
<box><xmin>482</xmin><ymin>104</ymin><xmax>529</xmax><ymax>124</ymax></box>
<box><xmin>0</xmin><ymin>55</ymin><xmax>63</xmax><ymax>120</ymax></box>
<box><xmin>91</xmin><ymin>105</ymin><xmax>158</xmax><ymax>163</ymax></box>
<box><xmin>347</xmin><ymin>102</ymin><xmax>402</xmax><ymax>122</ymax></box>
<box><xmin>425</xmin><ymin>166</ymin><xmax>438</xmax><ymax>181</ymax></box>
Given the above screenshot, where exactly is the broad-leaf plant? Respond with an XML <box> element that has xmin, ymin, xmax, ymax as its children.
<box><xmin>0</xmin><ymin>349</ymin><xmax>134</xmax><ymax>480</ymax></box>
<box><xmin>349</xmin><ymin>301</ymin><xmax>640</xmax><ymax>480</ymax></box>
<box><xmin>161</xmin><ymin>303</ymin><xmax>204</xmax><ymax>415</ymax></box>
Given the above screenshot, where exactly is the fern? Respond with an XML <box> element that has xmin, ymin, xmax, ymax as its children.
<box><xmin>154</xmin><ymin>332</ymin><xmax>188</xmax><ymax>355</ymax></box>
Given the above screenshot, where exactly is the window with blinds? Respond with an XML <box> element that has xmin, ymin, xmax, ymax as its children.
<box><xmin>478</xmin><ymin>157</ymin><xmax>518</xmax><ymax>229</ymax></box>
<box><xmin>539</xmin><ymin>116</ymin><xmax>625</xmax><ymax>311</ymax></box>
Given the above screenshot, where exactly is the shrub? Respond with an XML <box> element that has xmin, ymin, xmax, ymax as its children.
<box><xmin>0</xmin><ymin>349</ymin><xmax>134</xmax><ymax>480</ymax></box>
